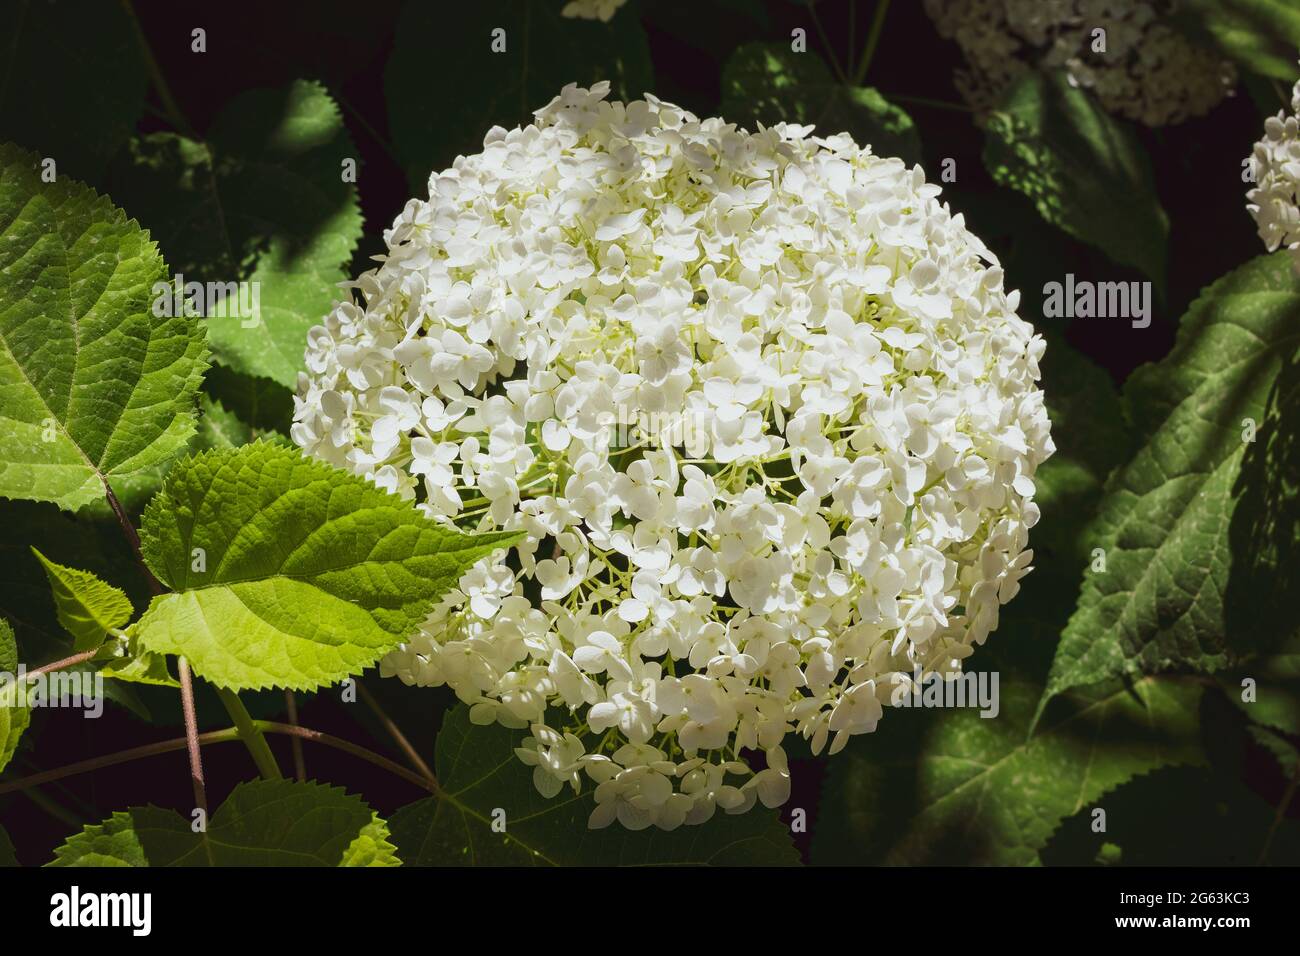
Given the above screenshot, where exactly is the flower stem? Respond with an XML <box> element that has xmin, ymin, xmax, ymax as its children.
<box><xmin>23</xmin><ymin>649</ymin><xmax>99</xmax><ymax>681</ymax></box>
<box><xmin>101</xmin><ymin>478</ymin><xmax>162</xmax><ymax>596</ymax></box>
<box><xmin>807</xmin><ymin>3</ymin><xmax>850</xmax><ymax>86</ymax></box>
<box><xmin>177</xmin><ymin>657</ymin><xmax>207</xmax><ymax>814</ymax></box>
<box><xmin>0</xmin><ymin>728</ymin><xmax>242</xmax><ymax>796</ymax></box>
<box><xmin>216</xmin><ymin>686</ymin><xmax>283</xmax><ymax>781</ymax></box>
<box><xmin>356</xmin><ymin>680</ymin><xmax>439</xmax><ymax>789</ymax></box>
<box><xmin>853</xmin><ymin>0</ymin><xmax>891</xmax><ymax>87</ymax></box>
<box><xmin>284</xmin><ymin>690</ymin><xmax>306</xmax><ymax>781</ymax></box>
<box><xmin>120</xmin><ymin>0</ymin><xmax>195</xmax><ymax>138</ymax></box>
<box><xmin>0</xmin><ymin>722</ymin><xmax>437</xmax><ymax>797</ymax></box>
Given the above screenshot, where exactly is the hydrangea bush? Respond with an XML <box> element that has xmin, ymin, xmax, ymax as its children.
<box><xmin>925</xmin><ymin>0</ymin><xmax>1235</xmax><ymax>126</ymax></box>
<box><xmin>293</xmin><ymin>83</ymin><xmax>1055</xmax><ymax>829</ymax></box>
<box><xmin>1247</xmin><ymin>69</ymin><xmax>1300</xmax><ymax>271</ymax></box>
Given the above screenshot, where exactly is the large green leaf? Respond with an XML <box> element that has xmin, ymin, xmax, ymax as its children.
<box><xmin>49</xmin><ymin>779</ymin><xmax>399</xmax><ymax>866</ymax></box>
<box><xmin>1044</xmin><ymin>254</ymin><xmax>1300</xmax><ymax>706</ymax></box>
<box><xmin>133</xmin><ymin>443</ymin><xmax>521</xmax><ymax>691</ymax></box>
<box><xmin>983</xmin><ymin>72</ymin><xmax>1168</xmax><ymax>288</ymax></box>
<box><xmin>0</xmin><ymin>143</ymin><xmax>208</xmax><ymax>511</ymax></box>
<box><xmin>32</xmin><ymin>549</ymin><xmax>132</xmax><ymax>653</ymax></box>
<box><xmin>719</xmin><ymin>42</ymin><xmax>921</xmax><ymax>166</ymax></box>
<box><xmin>108</xmin><ymin>80</ymin><xmax>361</xmax><ymax>387</ymax></box>
<box><xmin>1173</xmin><ymin>0</ymin><xmax>1300</xmax><ymax>82</ymax></box>
<box><xmin>0</xmin><ymin>0</ymin><xmax>146</xmax><ymax>181</ymax></box>
<box><xmin>385</xmin><ymin>0</ymin><xmax>654</xmax><ymax>191</ymax></box>
<box><xmin>80</xmin><ymin>368</ymin><xmax>293</xmax><ymax>516</ymax></box>
<box><xmin>389</xmin><ymin>705</ymin><xmax>800</xmax><ymax>866</ymax></box>
<box><xmin>811</xmin><ymin>675</ymin><xmax>1204</xmax><ymax>865</ymax></box>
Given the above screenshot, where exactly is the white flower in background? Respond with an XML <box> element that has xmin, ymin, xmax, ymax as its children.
<box><xmin>924</xmin><ymin>0</ymin><xmax>1235</xmax><ymax>126</ymax></box>
<box><xmin>295</xmin><ymin>82</ymin><xmax>1054</xmax><ymax>830</ymax></box>
<box><xmin>561</xmin><ymin>0</ymin><xmax>628</xmax><ymax>23</ymax></box>
<box><xmin>1247</xmin><ymin>70</ymin><xmax>1300</xmax><ymax>271</ymax></box>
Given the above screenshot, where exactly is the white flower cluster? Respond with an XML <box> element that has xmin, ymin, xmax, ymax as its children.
<box><xmin>561</xmin><ymin>0</ymin><xmax>627</xmax><ymax>23</ymax></box>
<box><xmin>294</xmin><ymin>83</ymin><xmax>1054</xmax><ymax>830</ymax></box>
<box><xmin>924</xmin><ymin>0</ymin><xmax>1235</xmax><ymax>126</ymax></box>
<box><xmin>1247</xmin><ymin>70</ymin><xmax>1300</xmax><ymax>271</ymax></box>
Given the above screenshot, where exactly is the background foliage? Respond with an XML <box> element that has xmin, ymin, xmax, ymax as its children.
<box><xmin>0</xmin><ymin>0</ymin><xmax>1297</xmax><ymax>867</ymax></box>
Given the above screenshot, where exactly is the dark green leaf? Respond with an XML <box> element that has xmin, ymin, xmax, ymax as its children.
<box><xmin>1044</xmin><ymin>254</ymin><xmax>1300</xmax><ymax>706</ymax></box>
<box><xmin>1173</xmin><ymin>0</ymin><xmax>1300</xmax><ymax>82</ymax></box>
<box><xmin>389</xmin><ymin>704</ymin><xmax>800</xmax><ymax>865</ymax></box>
<box><xmin>0</xmin><ymin>0</ymin><xmax>146</xmax><ymax>181</ymax></box>
<box><xmin>983</xmin><ymin>72</ymin><xmax>1168</xmax><ymax>288</ymax></box>
<box><xmin>720</xmin><ymin>42</ymin><xmax>921</xmax><ymax>166</ymax></box>
<box><xmin>108</xmin><ymin>81</ymin><xmax>361</xmax><ymax>387</ymax></box>
<box><xmin>49</xmin><ymin>779</ymin><xmax>400</xmax><ymax>866</ymax></box>
<box><xmin>386</xmin><ymin>0</ymin><xmax>654</xmax><ymax>191</ymax></box>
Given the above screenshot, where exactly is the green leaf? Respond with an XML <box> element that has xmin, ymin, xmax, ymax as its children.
<box><xmin>203</xmin><ymin>366</ymin><xmax>294</xmax><ymax>439</ymax></box>
<box><xmin>1221</xmin><ymin>629</ymin><xmax>1300</xmax><ymax>734</ymax></box>
<box><xmin>1043</xmin><ymin>254</ymin><xmax>1300</xmax><ymax>707</ymax></box>
<box><xmin>983</xmin><ymin>72</ymin><xmax>1168</xmax><ymax>288</ymax></box>
<box><xmin>49</xmin><ymin>779</ymin><xmax>400</xmax><ymax>866</ymax></box>
<box><xmin>0</xmin><ymin>617</ymin><xmax>15</xmax><ymax>674</ymax></box>
<box><xmin>0</xmin><ymin>823</ymin><xmax>15</xmax><ymax>866</ymax></box>
<box><xmin>0</xmin><ymin>0</ymin><xmax>146</xmax><ymax>181</ymax></box>
<box><xmin>811</xmin><ymin>675</ymin><xmax>1204</xmax><ymax>865</ymax></box>
<box><xmin>386</xmin><ymin>0</ymin><xmax>654</xmax><ymax>191</ymax></box>
<box><xmin>1173</xmin><ymin>0</ymin><xmax>1300</xmax><ymax>82</ymax></box>
<box><xmin>719</xmin><ymin>42</ymin><xmax>922</xmax><ymax>166</ymax></box>
<box><xmin>388</xmin><ymin>705</ymin><xmax>800</xmax><ymax>866</ymax></box>
<box><xmin>1034</xmin><ymin>337</ymin><xmax>1134</xmax><ymax>567</ymax></box>
<box><xmin>1250</xmin><ymin>724</ymin><xmax>1300</xmax><ymax>777</ymax></box>
<box><xmin>32</xmin><ymin>549</ymin><xmax>132</xmax><ymax>653</ymax></box>
<box><xmin>0</xmin><ymin>501</ymin><xmax>146</xmax><ymax>664</ymax></box>
<box><xmin>108</xmin><ymin>80</ymin><xmax>361</xmax><ymax>387</ymax></box>
<box><xmin>195</xmin><ymin>397</ymin><xmax>254</xmax><ymax>451</ymax></box>
<box><xmin>133</xmin><ymin>443</ymin><xmax>521</xmax><ymax>691</ymax></box>
<box><xmin>99</xmin><ymin>637</ymin><xmax>179</xmax><ymax>690</ymax></box>
<box><xmin>0</xmin><ymin>143</ymin><xmax>209</xmax><ymax>511</ymax></box>
<box><xmin>1042</xmin><ymin>766</ymin><xmax>1300</xmax><ymax>865</ymax></box>
<box><xmin>78</xmin><ymin>369</ymin><xmax>293</xmax><ymax>515</ymax></box>
<box><xmin>0</xmin><ymin>620</ymin><xmax>29</xmax><ymax>774</ymax></box>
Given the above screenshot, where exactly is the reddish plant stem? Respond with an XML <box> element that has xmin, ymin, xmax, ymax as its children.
<box><xmin>176</xmin><ymin>658</ymin><xmax>207</xmax><ymax>813</ymax></box>
<box><xmin>356</xmin><ymin>680</ymin><xmax>439</xmax><ymax>788</ymax></box>
<box><xmin>101</xmin><ymin>478</ymin><xmax>209</xmax><ymax>815</ymax></box>
<box><xmin>101</xmin><ymin>480</ymin><xmax>162</xmax><ymax>596</ymax></box>
<box><xmin>22</xmin><ymin>649</ymin><xmax>100</xmax><ymax>680</ymax></box>
<box><xmin>284</xmin><ymin>690</ymin><xmax>306</xmax><ymax>782</ymax></box>
<box><xmin>0</xmin><ymin>722</ymin><xmax>438</xmax><ymax>797</ymax></box>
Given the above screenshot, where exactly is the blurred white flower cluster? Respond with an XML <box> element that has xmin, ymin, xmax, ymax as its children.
<box><xmin>1247</xmin><ymin>71</ymin><xmax>1300</xmax><ymax>271</ymax></box>
<box><xmin>561</xmin><ymin>0</ymin><xmax>627</xmax><ymax>23</ymax></box>
<box><xmin>294</xmin><ymin>83</ymin><xmax>1054</xmax><ymax>830</ymax></box>
<box><xmin>924</xmin><ymin>0</ymin><xmax>1235</xmax><ymax>125</ymax></box>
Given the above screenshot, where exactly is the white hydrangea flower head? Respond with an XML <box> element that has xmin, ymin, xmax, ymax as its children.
<box><xmin>1247</xmin><ymin>70</ymin><xmax>1300</xmax><ymax>271</ymax></box>
<box><xmin>561</xmin><ymin>0</ymin><xmax>628</xmax><ymax>23</ymax></box>
<box><xmin>925</xmin><ymin>0</ymin><xmax>1235</xmax><ymax>126</ymax></box>
<box><xmin>294</xmin><ymin>82</ymin><xmax>1055</xmax><ymax>830</ymax></box>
